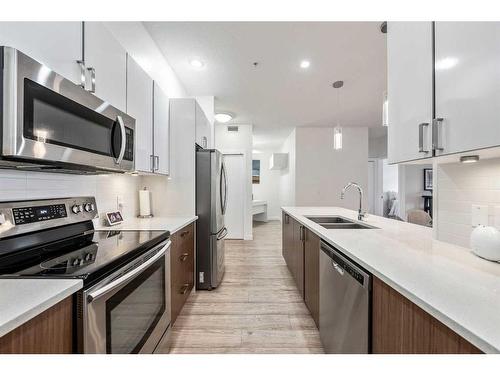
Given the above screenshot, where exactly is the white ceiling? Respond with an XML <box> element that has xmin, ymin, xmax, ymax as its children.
<box><xmin>144</xmin><ymin>22</ymin><xmax>387</xmax><ymax>150</ymax></box>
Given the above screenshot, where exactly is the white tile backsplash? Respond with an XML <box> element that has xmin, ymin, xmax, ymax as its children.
<box><xmin>437</xmin><ymin>158</ymin><xmax>500</xmax><ymax>248</ymax></box>
<box><xmin>0</xmin><ymin>170</ymin><xmax>143</xmax><ymax>219</ymax></box>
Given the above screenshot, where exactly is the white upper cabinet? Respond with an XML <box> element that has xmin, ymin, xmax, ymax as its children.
<box><xmin>195</xmin><ymin>101</ymin><xmax>210</xmax><ymax>148</ymax></box>
<box><xmin>434</xmin><ymin>22</ymin><xmax>500</xmax><ymax>156</ymax></box>
<box><xmin>126</xmin><ymin>55</ymin><xmax>154</xmax><ymax>173</ymax></box>
<box><xmin>0</xmin><ymin>22</ymin><xmax>82</xmax><ymax>84</ymax></box>
<box><xmin>387</xmin><ymin>22</ymin><xmax>434</xmax><ymax>164</ymax></box>
<box><xmin>84</xmin><ymin>22</ymin><xmax>127</xmax><ymax>111</ymax></box>
<box><xmin>153</xmin><ymin>82</ymin><xmax>170</xmax><ymax>175</ymax></box>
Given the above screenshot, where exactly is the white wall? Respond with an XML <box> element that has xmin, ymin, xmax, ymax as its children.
<box><xmin>215</xmin><ymin>124</ymin><xmax>253</xmax><ymax>240</ymax></box>
<box><xmin>0</xmin><ymin>170</ymin><xmax>142</xmax><ymax>220</ymax></box>
<box><xmin>294</xmin><ymin>127</ymin><xmax>369</xmax><ymax>209</ymax></box>
<box><xmin>279</xmin><ymin>129</ymin><xmax>296</xmax><ymax>209</ymax></box>
<box><xmin>436</xmin><ymin>158</ymin><xmax>500</xmax><ymax>248</ymax></box>
<box><xmin>252</xmin><ymin>151</ymin><xmax>282</xmax><ymax>220</ymax></box>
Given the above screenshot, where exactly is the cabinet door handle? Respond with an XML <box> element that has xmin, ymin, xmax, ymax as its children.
<box><xmin>86</xmin><ymin>67</ymin><xmax>96</xmax><ymax>93</ymax></box>
<box><xmin>76</xmin><ymin>60</ymin><xmax>86</xmax><ymax>89</ymax></box>
<box><xmin>150</xmin><ymin>155</ymin><xmax>155</xmax><ymax>172</ymax></box>
<box><xmin>179</xmin><ymin>253</ymin><xmax>189</xmax><ymax>262</ymax></box>
<box><xmin>284</xmin><ymin>214</ymin><xmax>289</xmax><ymax>224</ymax></box>
<box><xmin>418</xmin><ymin>122</ymin><xmax>430</xmax><ymax>153</ymax></box>
<box><xmin>299</xmin><ymin>225</ymin><xmax>304</xmax><ymax>241</ymax></box>
<box><xmin>180</xmin><ymin>283</ymin><xmax>190</xmax><ymax>295</ymax></box>
<box><xmin>154</xmin><ymin>156</ymin><xmax>160</xmax><ymax>171</ymax></box>
<box><xmin>432</xmin><ymin>118</ymin><xmax>444</xmax><ymax>151</ymax></box>
<box><xmin>180</xmin><ymin>230</ymin><xmax>190</xmax><ymax>238</ymax></box>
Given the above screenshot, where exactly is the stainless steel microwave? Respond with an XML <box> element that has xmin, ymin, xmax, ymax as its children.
<box><xmin>0</xmin><ymin>46</ymin><xmax>135</xmax><ymax>173</ymax></box>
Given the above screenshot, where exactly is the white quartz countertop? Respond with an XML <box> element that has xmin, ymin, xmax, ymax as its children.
<box><xmin>94</xmin><ymin>216</ymin><xmax>197</xmax><ymax>234</ymax></box>
<box><xmin>0</xmin><ymin>279</ymin><xmax>82</xmax><ymax>338</ymax></box>
<box><xmin>282</xmin><ymin>206</ymin><xmax>500</xmax><ymax>353</ymax></box>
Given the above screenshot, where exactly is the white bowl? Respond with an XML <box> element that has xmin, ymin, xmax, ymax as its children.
<box><xmin>470</xmin><ymin>225</ymin><xmax>500</xmax><ymax>262</ymax></box>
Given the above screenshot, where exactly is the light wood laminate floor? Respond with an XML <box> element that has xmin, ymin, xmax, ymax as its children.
<box><xmin>164</xmin><ymin>221</ymin><xmax>323</xmax><ymax>354</ymax></box>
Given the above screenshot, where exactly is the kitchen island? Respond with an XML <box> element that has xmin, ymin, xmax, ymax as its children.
<box><xmin>282</xmin><ymin>207</ymin><xmax>500</xmax><ymax>354</ymax></box>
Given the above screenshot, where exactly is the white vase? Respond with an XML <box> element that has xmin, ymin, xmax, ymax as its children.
<box><xmin>470</xmin><ymin>225</ymin><xmax>500</xmax><ymax>262</ymax></box>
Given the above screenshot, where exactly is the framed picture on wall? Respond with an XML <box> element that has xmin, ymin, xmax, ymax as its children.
<box><xmin>252</xmin><ymin>159</ymin><xmax>260</xmax><ymax>184</ymax></box>
<box><xmin>424</xmin><ymin>168</ymin><xmax>433</xmax><ymax>191</ymax></box>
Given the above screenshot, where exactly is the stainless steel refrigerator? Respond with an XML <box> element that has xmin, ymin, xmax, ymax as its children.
<box><xmin>196</xmin><ymin>148</ymin><xmax>228</xmax><ymax>290</ymax></box>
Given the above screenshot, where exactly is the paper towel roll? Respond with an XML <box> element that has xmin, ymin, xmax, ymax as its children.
<box><xmin>139</xmin><ymin>187</ymin><xmax>152</xmax><ymax>217</ymax></box>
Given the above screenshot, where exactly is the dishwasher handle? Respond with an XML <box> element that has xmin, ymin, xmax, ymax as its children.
<box><xmin>320</xmin><ymin>240</ymin><xmax>371</xmax><ymax>289</ymax></box>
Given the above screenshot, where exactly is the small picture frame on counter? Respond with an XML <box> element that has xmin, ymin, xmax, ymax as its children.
<box><xmin>423</xmin><ymin>168</ymin><xmax>433</xmax><ymax>191</ymax></box>
<box><xmin>105</xmin><ymin>211</ymin><xmax>124</xmax><ymax>226</ymax></box>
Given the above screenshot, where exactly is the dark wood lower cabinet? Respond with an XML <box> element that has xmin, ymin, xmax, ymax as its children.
<box><xmin>170</xmin><ymin>222</ymin><xmax>195</xmax><ymax>325</ymax></box>
<box><xmin>304</xmin><ymin>228</ymin><xmax>320</xmax><ymax>327</ymax></box>
<box><xmin>372</xmin><ymin>277</ymin><xmax>482</xmax><ymax>354</ymax></box>
<box><xmin>0</xmin><ymin>296</ymin><xmax>73</xmax><ymax>354</ymax></box>
<box><xmin>292</xmin><ymin>219</ymin><xmax>305</xmax><ymax>298</ymax></box>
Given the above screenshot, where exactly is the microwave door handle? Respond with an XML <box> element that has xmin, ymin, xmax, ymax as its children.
<box><xmin>87</xmin><ymin>241</ymin><xmax>170</xmax><ymax>303</ymax></box>
<box><xmin>114</xmin><ymin>115</ymin><xmax>126</xmax><ymax>165</ymax></box>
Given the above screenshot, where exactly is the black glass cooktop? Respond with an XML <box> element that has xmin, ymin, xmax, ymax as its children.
<box><xmin>0</xmin><ymin>226</ymin><xmax>169</xmax><ymax>286</ymax></box>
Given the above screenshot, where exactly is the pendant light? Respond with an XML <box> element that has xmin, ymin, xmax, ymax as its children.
<box><xmin>333</xmin><ymin>80</ymin><xmax>344</xmax><ymax>150</ymax></box>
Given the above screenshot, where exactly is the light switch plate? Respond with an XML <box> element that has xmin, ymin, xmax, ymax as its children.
<box><xmin>471</xmin><ymin>204</ymin><xmax>489</xmax><ymax>227</ymax></box>
<box><xmin>494</xmin><ymin>206</ymin><xmax>500</xmax><ymax>229</ymax></box>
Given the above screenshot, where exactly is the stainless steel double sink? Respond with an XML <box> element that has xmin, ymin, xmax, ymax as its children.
<box><xmin>305</xmin><ymin>216</ymin><xmax>377</xmax><ymax>229</ymax></box>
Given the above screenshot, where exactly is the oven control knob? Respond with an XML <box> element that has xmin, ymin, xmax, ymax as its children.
<box><xmin>72</xmin><ymin>205</ymin><xmax>82</xmax><ymax>214</ymax></box>
<box><xmin>72</xmin><ymin>258</ymin><xmax>80</xmax><ymax>267</ymax></box>
<box><xmin>79</xmin><ymin>259</ymin><xmax>85</xmax><ymax>266</ymax></box>
<box><xmin>84</xmin><ymin>253</ymin><xmax>93</xmax><ymax>261</ymax></box>
<box><xmin>84</xmin><ymin>203</ymin><xmax>92</xmax><ymax>212</ymax></box>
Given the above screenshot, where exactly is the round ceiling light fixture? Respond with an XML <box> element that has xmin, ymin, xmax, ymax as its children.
<box><xmin>190</xmin><ymin>59</ymin><xmax>205</xmax><ymax>69</ymax></box>
<box><xmin>300</xmin><ymin>60</ymin><xmax>311</xmax><ymax>69</ymax></box>
<box><xmin>215</xmin><ymin>112</ymin><xmax>234</xmax><ymax>123</ymax></box>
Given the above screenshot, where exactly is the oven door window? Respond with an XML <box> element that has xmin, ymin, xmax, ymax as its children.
<box><xmin>105</xmin><ymin>257</ymin><xmax>166</xmax><ymax>354</ymax></box>
<box><xmin>23</xmin><ymin>78</ymin><xmax>132</xmax><ymax>161</ymax></box>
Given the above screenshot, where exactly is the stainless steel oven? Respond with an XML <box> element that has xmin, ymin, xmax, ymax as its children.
<box><xmin>0</xmin><ymin>46</ymin><xmax>135</xmax><ymax>173</ymax></box>
<box><xmin>79</xmin><ymin>239</ymin><xmax>171</xmax><ymax>354</ymax></box>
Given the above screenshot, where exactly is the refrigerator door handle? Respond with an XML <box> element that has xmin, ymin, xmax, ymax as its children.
<box><xmin>217</xmin><ymin>227</ymin><xmax>228</xmax><ymax>240</ymax></box>
<box><xmin>222</xmin><ymin>161</ymin><xmax>228</xmax><ymax>215</ymax></box>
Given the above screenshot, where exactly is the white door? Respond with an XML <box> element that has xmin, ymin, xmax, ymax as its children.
<box><xmin>387</xmin><ymin>22</ymin><xmax>434</xmax><ymax>163</ymax></box>
<box><xmin>0</xmin><ymin>22</ymin><xmax>82</xmax><ymax>84</ymax></box>
<box><xmin>223</xmin><ymin>154</ymin><xmax>245</xmax><ymax>239</ymax></box>
<box><xmin>435</xmin><ymin>22</ymin><xmax>500</xmax><ymax>155</ymax></box>
<box><xmin>153</xmin><ymin>82</ymin><xmax>170</xmax><ymax>175</ymax></box>
<box><xmin>126</xmin><ymin>55</ymin><xmax>153</xmax><ymax>173</ymax></box>
<box><xmin>84</xmin><ymin>22</ymin><xmax>127</xmax><ymax>111</ymax></box>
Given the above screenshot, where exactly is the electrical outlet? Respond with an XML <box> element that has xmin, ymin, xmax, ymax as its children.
<box><xmin>471</xmin><ymin>204</ymin><xmax>488</xmax><ymax>227</ymax></box>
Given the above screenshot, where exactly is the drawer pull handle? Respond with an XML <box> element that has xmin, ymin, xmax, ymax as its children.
<box><xmin>180</xmin><ymin>230</ymin><xmax>190</xmax><ymax>238</ymax></box>
<box><xmin>179</xmin><ymin>253</ymin><xmax>189</xmax><ymax>262</ymax></box>
<box><xmin>180</xmin><ymin>283</ymin><xmax>190</xmax><ymax>295</ymax></box>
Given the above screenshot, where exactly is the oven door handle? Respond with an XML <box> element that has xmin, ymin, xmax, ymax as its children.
<box><xmin>87</xmin><ymin>240</ymin><xmax>170</xmax><ymax>303</ymax></box>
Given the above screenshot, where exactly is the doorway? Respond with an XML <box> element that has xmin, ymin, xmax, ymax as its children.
<box><xmin>223</xmin><ymin>153</ymin><xmax>245</xmax><ymax>239</ymax></box>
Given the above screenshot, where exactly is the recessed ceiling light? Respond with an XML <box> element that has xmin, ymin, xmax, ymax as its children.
<box><xmin>460</xmin><ymin>155</ymin><xmax>479</xmax><ymax>163</ymax></box>
<box><xmin>215</xmin><ymin>113</ymin><xmax>233</xmax><ymax>123</ymax></box>
<box><xmin>190</xmin><ymin>59</ymin><xmax>205</xmax><ymax>69</ymax></box>
<box><xmin>300</xmin><ymin>60</ymin><xmax>310</xmax><ymax>69</ymax></box>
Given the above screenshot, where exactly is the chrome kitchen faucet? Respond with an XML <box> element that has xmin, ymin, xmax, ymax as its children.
<box><xmin>341</xmin><ymin>182</ymin><xmax>366</xmax><ymax>221</ymax></box>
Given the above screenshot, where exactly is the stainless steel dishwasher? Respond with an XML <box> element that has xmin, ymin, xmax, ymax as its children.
<box><xmin>319</xmin><ymin>240</ymin><xmax>371</xmax><ymax>353</ymax></box>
